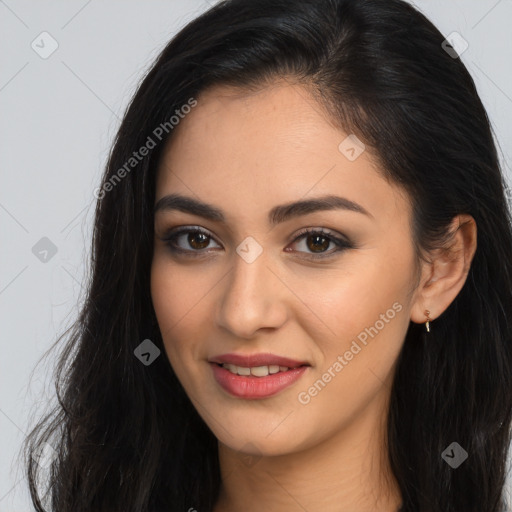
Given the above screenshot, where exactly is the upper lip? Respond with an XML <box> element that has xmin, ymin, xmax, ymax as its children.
<box><xmin>209</xmin><ymin>352</ymin><xmax>310</xmax><ymax>368</ymax></box>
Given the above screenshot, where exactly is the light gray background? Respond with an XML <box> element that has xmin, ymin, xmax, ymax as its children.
<box><xmin>1</xmin><ymin>1</ymin><xmax>511</xmax><ymax>510</ymax></box>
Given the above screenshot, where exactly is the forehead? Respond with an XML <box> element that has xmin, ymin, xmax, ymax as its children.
<box><xmin>160</xmin><ymin>80</ymin><xmax>341</xmax><ymax>166</ymax></box>
<box><xmin>155</xmin><ymin>81</ymin><xmax>411</xmax><ymax>230</ymax></box>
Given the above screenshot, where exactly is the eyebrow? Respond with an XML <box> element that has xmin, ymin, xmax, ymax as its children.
<box><xmin>154</xmin><ymin>193</ymin><xmax>373</xmax><ymax>225</ymax></box>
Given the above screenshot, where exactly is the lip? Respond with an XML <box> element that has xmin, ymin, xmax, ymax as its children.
<box><xmin>208</xmin><ymin>352</ymin><xmax>309</xmax><ymax>368</ymax></box>
<box><xmin>210</xmin><ymin>363</ymin><xmax>309</xmax><ymax>399</ymax></box>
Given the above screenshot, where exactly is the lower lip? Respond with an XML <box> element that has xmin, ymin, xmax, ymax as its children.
<box><xmin>210</xmin><ymin>363</ymin><xmax>309</xmax><ymax>399</ymax></box>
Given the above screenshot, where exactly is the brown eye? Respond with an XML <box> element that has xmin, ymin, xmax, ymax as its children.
<box><xmin>187</xmin><ymin>232</ymin><xmax>210</xmax><ymax>250</ymax></box>
<box><xmin>160</xmin><ymin>226</ymin><xmax>221</xmax><ymax>255</ymax></box>
<box><xmin>305</xmin><ymin>233</ymin><xmax>330</xmax><ymax>253</ymax></box>
<box><xmin>287</xmin><ymin>228</ymin><xmax>353</xmax><ymax>259</ymax></box>
<box><xmin>160</xmin><ymin>225</ymin><xmax>353</xmax><ymax>261</ymax></box>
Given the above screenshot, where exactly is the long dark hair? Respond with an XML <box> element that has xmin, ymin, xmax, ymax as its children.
<box><xmin>21</xmin><ymin>0</ymin><xmax>512</xmax><ymax>510</ymax></box>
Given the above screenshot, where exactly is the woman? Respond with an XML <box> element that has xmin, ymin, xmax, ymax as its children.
<box><xmin>22</xmin><ymin>0</ymin><xmax>512</xmax><ymax>511</ymax></box>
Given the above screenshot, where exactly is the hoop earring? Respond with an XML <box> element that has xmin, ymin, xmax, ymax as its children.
<box><xmin>424</xmin><ymin>309</ymin><xmax>431</xmax><ymax>332</ymax></box>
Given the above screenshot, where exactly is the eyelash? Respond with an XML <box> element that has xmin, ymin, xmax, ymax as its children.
<box><xmin>159</xmin><ymin>226</ymin><xmax>354</xmax><ymax>260</ymax></box>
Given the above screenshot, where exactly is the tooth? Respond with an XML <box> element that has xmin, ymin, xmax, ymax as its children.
<box><xmin>251</xmin><ymin>366</ymin><xmax>269</xmax><ymax>377</ymax></box>
<box><xmin>221</xmin><ymin>363</ymin><xmax>293</xmax><ymax>376</ymax></box>
<box><xmin>222</xmin><ymin>364</ymin><xmax>239</xmax><ymax>375</ymax></box>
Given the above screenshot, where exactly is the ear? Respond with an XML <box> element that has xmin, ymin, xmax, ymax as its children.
<box><xmin>410</xmin><ymin>214</ymin><xmax>477</xmax><ymax>326</ymax></box>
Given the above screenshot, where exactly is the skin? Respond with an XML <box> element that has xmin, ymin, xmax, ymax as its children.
<box><xmin>150</xmin><ymin>80</ymin><xmax>477</xmax><ymax>512</ymax></box>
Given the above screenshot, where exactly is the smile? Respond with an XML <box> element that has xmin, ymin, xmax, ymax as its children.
<box><xmin>210</xmin><ymin>362</ymin><xmax>309</xmax><ymax>399</ymax></box>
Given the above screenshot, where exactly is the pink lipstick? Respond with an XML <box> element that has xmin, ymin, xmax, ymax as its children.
<box><xmin>209</xmin><ymin>352</ymin><xmax>310</xmax><ymax>399</ymax></box>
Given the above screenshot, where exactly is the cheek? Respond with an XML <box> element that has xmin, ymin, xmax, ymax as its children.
<box><xmin>151</xmin><ymin>261</ymin><xmax>180</xmax><ymax>337</ymax></box>
<box><xmin>303</xmin><ymin>258</ymin><xmax>409</xmax><ymax>335</ymax></box>
<box><xmin>293</xmin><ymin>270</ymin><xmax>409</xmax><ymax>433</ymax></box>
<box><xmin>151</xmin><ymin>256</ymin><xmax>214</xmax><ymax>330</ymax></box>
<box><xmin>150</xmin><ymin>259</ymin><xmax>202</xmax><ymax>364</ymax></box>
<box><xmin>299</xmin><ymin>245</ymin><xmax>414</xmax><ymax>371</ymax></box>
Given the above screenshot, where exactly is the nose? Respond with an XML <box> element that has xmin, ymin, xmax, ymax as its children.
<box><xmin>215</xmin><ymin>247</ymin><xmax>289</xmax><ymax>339</ymax></box>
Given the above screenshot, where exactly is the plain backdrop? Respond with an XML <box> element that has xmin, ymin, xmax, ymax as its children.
<box><xmin>1</xmin><ymin>1</ymin><xmax>511</xmax><ymax>510</ymax></box>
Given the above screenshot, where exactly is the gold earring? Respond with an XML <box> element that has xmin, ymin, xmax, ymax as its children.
<box><xmin>424</xmin><ymin>310</ymin><xmax>431</xmax><ymax>332</ymax></box>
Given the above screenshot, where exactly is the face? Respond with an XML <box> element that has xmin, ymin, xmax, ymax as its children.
<box><xmin>151</xmin><ymin>81</ymin><xmax>419</xmax><ymax>456</ymax></box>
